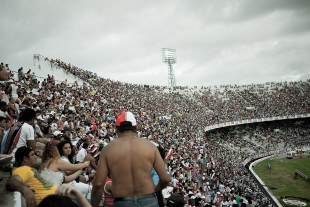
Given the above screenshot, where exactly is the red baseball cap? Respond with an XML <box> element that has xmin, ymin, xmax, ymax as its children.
<box><xmin>116</xmin><ymin>111</ymin><xmax>137</xmax><ymax>127</ymax></box>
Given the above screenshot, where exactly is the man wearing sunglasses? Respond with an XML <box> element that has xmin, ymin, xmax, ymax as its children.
<box><xmin>6</xmin><ymin>146</ymin><xmax>57</xmax><ymax>207</ymax></box>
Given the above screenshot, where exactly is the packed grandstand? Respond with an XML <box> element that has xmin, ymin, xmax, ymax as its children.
<box><xmin>0</xmin><ymin>55</ymin><xmax>309</xmax><ymax>206</ymax></box>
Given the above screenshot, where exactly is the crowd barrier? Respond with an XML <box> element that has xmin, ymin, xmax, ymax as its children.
<box><xmin>249</xmin><ymin>156</ymin><xmax>283</xmax><ymax>207</ymax></box>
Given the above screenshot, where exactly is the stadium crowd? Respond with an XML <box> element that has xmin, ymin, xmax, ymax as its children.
<box><xmin>0</xmin><ymin>58</ymin><xmax>309</xmax><ymax>207</ymax></box>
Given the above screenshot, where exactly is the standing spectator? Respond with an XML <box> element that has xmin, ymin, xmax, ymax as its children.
<box><xmin>8</xmin><ymin>80</ymin><xmax>18</xmax><ymax>100</ymax></box>
<box><xmin>18</xmin><ymin>67</ymin><xmax>24</xmax><ymax>81</ymax></box>
<box><xmin>91</xmin><ymin>111</ymin><xmax>170</xmax><ymax>207</ymax></box>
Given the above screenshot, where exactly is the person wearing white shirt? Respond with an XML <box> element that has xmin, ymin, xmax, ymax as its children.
<box><xmin>76</xmin><ymin>143</ymin><xmax>89</xmax><ymax>163</ymax></box>
<box><xmin>1</xmin><ymin>109</ymin><xmax>36</xmax><ymax>160</ymax></box>
<box><xmin>172</xmin><ymin>177</ymin><xmax>178</xmax><ymax>187</ymax></box>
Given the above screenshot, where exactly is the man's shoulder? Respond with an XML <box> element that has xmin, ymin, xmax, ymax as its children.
<box><xmin>104</xmin><ymin>137</ymin><xmax>156</xmax><ymax>153</ymax></box>
<box><xmin>12</xmin><ymin>166</ymin><xmax>32</xmax><ymax>175</ymax></box>
<box><xmin>13</xmin><ymin>165</ymin><xmax>31</xmax><ymax>171</ymax></box>
<box><xmin>22</xmin><ymin>122</ymin><xmax>33</xmax><ymax>129</ymax></box>
<box><xmin>133</xmin><ymin>138</ymin><xmax>158</xmax><ymax>151</ymax></box>
<box><xmin>110</xmin><ymin>137</ymin><xmax>153</xmax><ymax>144</ymax></box>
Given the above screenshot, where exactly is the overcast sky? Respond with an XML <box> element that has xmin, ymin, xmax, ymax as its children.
<box><xmin>1</xmin><ymin>0</ymin><xmax>310</xmax><ymax>86</ymax></box>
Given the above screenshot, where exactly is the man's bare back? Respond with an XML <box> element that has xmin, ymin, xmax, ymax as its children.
<box><xmin>105</xmin><ymin>134</ymin><xmax>164</xmax><ymax>197</ymax></box>
<box><xmin>94</xmin><ymin>133</ymin><xmax>169</xmax><ymax>196</ymax></box>
<box><xmin>91</xmin><ymin>112</ymin><xmax>170</xmax><ymax>207</ymax></box>
<box><xmin>91</xmin><ymin>111</ymin><xmax>169</xmax><ymax>207</ymax></box>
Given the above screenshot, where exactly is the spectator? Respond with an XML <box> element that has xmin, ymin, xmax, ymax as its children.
<box><xmin>91</xmin><ymin>111</ymin><xmax>170</xmax><ymax>207</ymax></box>
<box><xmin>58</xmin><ymin>140</ymin><xmax>92</xmax><ymax>195</ymax></box>
<box><xmin>102</xmin><ymin>176</ymin><xmax>113</xmax><ymax>207</ymax></box>
<box><xmin>6</xmin><ymin>146</ymin><xmax>57</xmax><ymax>206</ymax></box>
<box><xmin>167</xmin><ymin>193</ymin><xmax>185</xmax><ymax>207</ymax></box>
<box><xmin>39</xmin><ymin>144</ymin><xmax>89</xmax><ymax>186</ymax></box>
<box><xmin>1</xmin><ymin>108</ymin><xmax>36</xmax><ymax>160</ymax></box>
<box><xmin>7</xmin><ymin>97</ymin><xmax>19</xmax><ymax>120</ymax></box>
<box><xmin>83</xmin><ymin>144</ymin><xmax>98</xmax><ymax>175</ymax></box>
<box><xmin>76</xmin><ymin>142</ymin><xmax>89</xmax><ymax>163</ymax></box>
<box><xmin>0</xmin><ymin>62</ymin><xmax>9</xmax><ymax>81</ymax></box>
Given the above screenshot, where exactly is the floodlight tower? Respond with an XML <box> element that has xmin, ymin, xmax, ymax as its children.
<box><xmin>162</xmin><ymin>48</ymin><xmax>177</xmax><ymax>88</ymax></box>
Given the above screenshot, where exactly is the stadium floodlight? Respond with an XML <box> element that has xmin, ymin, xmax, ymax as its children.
<box><xmin>162</xmin><ymin>48</ymin><xmax>177</xmax><ymax>88</ymax></box>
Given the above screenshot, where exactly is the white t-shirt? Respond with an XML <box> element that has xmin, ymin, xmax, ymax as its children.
<box><xmin>63</xmin><ymin>121</ymin><xmax>69</xmax><ymax>128</ymax></box>
<box><xmin>172</xmin><ymin>177</ymin><xmax>178</xmax><ymax>187</ymax></box>
<box><xmin>76</xmin><ymin>148</ymin><xmax>87</xmax><ymax>162</ymax></box>
<box><xmin>11</xmin><ymin>122</ymin><xmax>34</xmax><ymax>157</ymax></box>
<box><xmin>10</xmin><ymin>84</ymin><xmax>18</xmax><ymax>100</ymax></box>
<box><xmin>221</xmin><ymin>201</ymin><xmax>229</xmax><ymax>206</ymax></box>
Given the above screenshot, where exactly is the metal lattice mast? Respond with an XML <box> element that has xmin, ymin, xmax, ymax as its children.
<box><xmin>162</xmin><ymin>48</ymin><xmax>176</xmax><ymax>88</ymax></box>
<box><xmin>168</xmin><ymin>62</ymin><xmax>176</xmax><ymax>88</ymax></box>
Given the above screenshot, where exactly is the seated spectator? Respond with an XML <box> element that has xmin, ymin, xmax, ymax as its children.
<box><xmin>84</xmin><ymin>144</ymin><xmax>98</xmax><ymax>173</ymax></box>
<box><xmin>0</xmin><ymin>101</ymin><xmax>12</xmax><ymax>122</ymax></box>
<box><xmin>7</xmin><ymin>97</ymin><xmax>19</xmax><ymax>120</ymax></box>
<box><xmin>6</xmin><ymin>146</ymin><xmax>57</xmax><ymax>206</ymax></box>
<box><xmin>1</xmin><ymin>108</ymin><xmax>36</xmax><ymax>160</ymax></box>
<box><xmin>39</xmin><ymin>143</ymin><xmax>90</xmax><ymax>186</ymax></box>
<box><xmin>58</xmin><ymin>140</ymin><xmax>92</xmax><ymax>193</ymax></box>
<box><xmin>43</xmin><ymin>119</ymin><xmax>54</xmax><ymax>138</ymax></box>
<box><xmin>76</xmin><ymin>142</ymin><xmax>89</xmax><ymax>163</ymax></box>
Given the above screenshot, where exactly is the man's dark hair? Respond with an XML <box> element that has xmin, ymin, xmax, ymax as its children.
<box><xmin>0</xmin><ymin>101</ymin><xmax>7</xmax><ymax>109</ymax></box>
<box><xmin>82</xmin><ymin>142</ymin><xmax>89</xmax><ymax>149</ymax></box>
<box><xmin>20</xmin><ymin>108</ymin><xmax>36</xmax><ymax>122</ymax></box>
<box><xmin>167</xmin><ymin>194</ymin><xmax>185</xmax><ymax>207</ymax></box>
<box><xmin>62</xmin><ymin>128</ymin><xmax>71</xmax><ymax>133</ymax></box>
<box><xmin>116</xmin><ymin>121</ymin><xmax>136</xmax><ymax>132</ymax></box>
<box><xmin>14</xmin><ymin>146</ymin><xmax>33</xmax><ymax>167</ymax></box>
<box><xmin>22</xmin><ymin>100</ymin><xmax>30</xmax><ymax>106</ymax></box>
<box><xmin>38</xmin><ymin>195</ymin><xmax>78</xmax><ymax>207</ymax></box>
<box><xmin>61</xmin><ymin>135</ymin><xmax>71</xmax><ymax>142</ymax></box>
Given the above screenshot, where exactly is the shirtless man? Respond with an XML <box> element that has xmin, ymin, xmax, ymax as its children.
<box><xmin>82</xmin><ymin>144</ymin><xmax>98</xmax><ymax>181</ymax></box>
<box><xmin>91</xmin><ymin>111</ymin><xmax>170</xmax><ymax>207</ymax></box>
